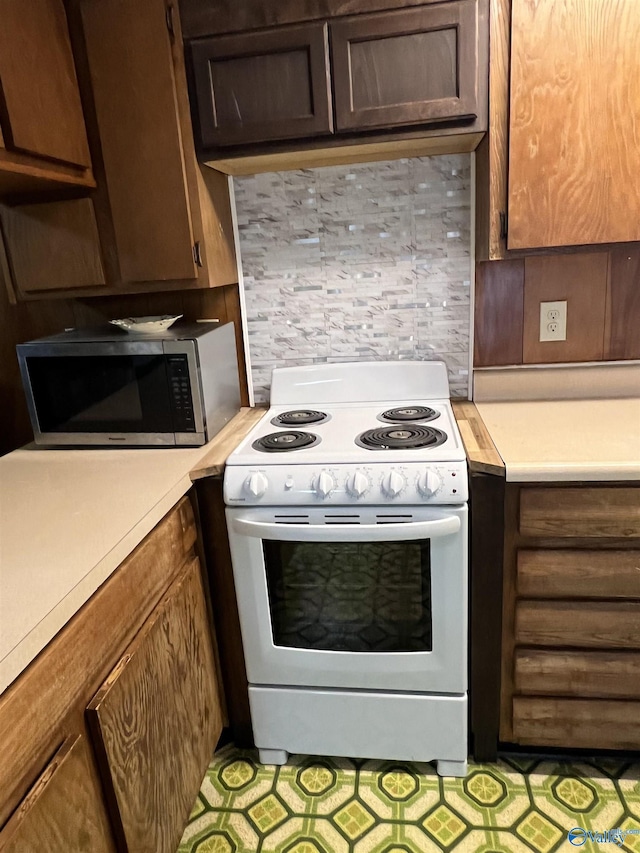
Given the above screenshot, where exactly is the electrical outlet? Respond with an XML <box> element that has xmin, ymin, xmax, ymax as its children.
<box><xmin>539</xmin><ymin>300</ymin><xmax>567</xmax><ymax>342</ymax></box>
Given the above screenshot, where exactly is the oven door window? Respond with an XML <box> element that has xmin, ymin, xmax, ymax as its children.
<box><xmin>26</xmin><ymin>354</ymin><xmax>174</xmax><ymax>433</ymax></box>
<box><xmin>263</xmin><ymin>539</ymin><xmax>432</xmax><ymax>652</ymax></box>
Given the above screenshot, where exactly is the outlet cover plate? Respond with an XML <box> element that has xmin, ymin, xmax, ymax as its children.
<box><xmin>539</xmin><ymin>300</ymin><xmax>567</xmax><ymax>341</ymax></box>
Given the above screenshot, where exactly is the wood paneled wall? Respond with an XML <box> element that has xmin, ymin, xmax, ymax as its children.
<box><xmin>474</xmin><ymin>244</ymin><xmax>640</xmax><ymax>367</ymax></box>
<box><xmin>0</xmin><ymin>283</ymin><xmax>249</xmax><ymax>456</ymax></box>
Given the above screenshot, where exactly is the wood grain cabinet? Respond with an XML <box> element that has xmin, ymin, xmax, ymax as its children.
<box><xmin>1</xmin><ymin>0</ymin><xmax>238</xmax><ymax>301</ymax></box>
<box><xmin>0</xmin><ymin>0</ymin><xmax>94</xmax><ymax>197</ymax></box>
<box><xmin>0</xmin><ymin>735</ymin><xmax>114</xmax><ymax>853</ymax></box>
<box><xmin>478</xmin><ymin>0</ymin><xmax>640</xmax><ymax>257</ymax></box>
<box><xmin>88</xmin><ymin>557</ymin><xmax>223</xmax><ymax>853</ymax></box>
<box><xmin>0</xmin><ymin>495</ymin><xmax>223</xmax><ymax>850</ymax></box>
<box><xmin>500</xmin><ymin>484</ymin><xmax>640</xmax><ymax>752</ymax></box>
<box><xmin>189</xmin><ymin>1</ymin><xmax>486</xmax><ymax>152</ymax></box>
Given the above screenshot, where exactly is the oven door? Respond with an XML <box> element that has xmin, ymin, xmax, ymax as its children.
<box><xmin>226</xmin><ymin>504</ymin><xmax>467</xmax><ymax>694</ymax></box>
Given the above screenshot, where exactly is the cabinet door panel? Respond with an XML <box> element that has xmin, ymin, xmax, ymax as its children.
<box><xmin>87</xmin><ymin>557</ymin><xmax>223</xmax><ymax>853</ymax></box>
<box><xmin>81</xmin><ymin>0</ymin><xmax>197</xmax><ymax>283</ymax></box>
<box><xmin>0</xmin><ymin>735</ymin><xmax>114</xmax><ymax>853</ymax></box>
<box><xmin>519</xmin><ymin>487</ymin><xmax>640</xmax><ymax>539</ymax></box>
<box><xmin>514</xmin><ymin>649</ymin><xmax>640</xmax><ymax>700</ymax></box>
<box><xmin>0</xmin><ymin>0</ymin><xmax>91</xmax><ymax>168</ymax></box>
<box><xmin>1</xmin><ymin>199</ymin><xmax>105</xmax><ymax>294</ymax></box>
<box><xmin>512</xmin><ymin>697</ymin><xmax>640</xmax><ymax>750</ymax></box>
<box><xmin>517</xmin><ymin>549</ymin><xmax>640</xmax><ymax>600</ymax></box>
<box><xmin>508</xmin><ymin>0</ymin><xmax>640</xmax><ymax>249</ymax></box>
<box><xmin>516</xmin><ymin>600</ymin><xmax>640</xmax><ymax>650</ymax></box>
<box><xmin>192</xmin><ymin>23</ymin><xmax>332</xmax><ymax>147</ymax></box>
<box><xmin>331</xmin><ymin>2</ymin><xmax>478</xmax><ymax>132</ymax></box>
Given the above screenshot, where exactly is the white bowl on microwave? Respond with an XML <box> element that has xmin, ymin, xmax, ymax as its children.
<box><xmin>109</xmin><ymin>314</ymin><xmax>183</xmax><ymax>335</ymax></box>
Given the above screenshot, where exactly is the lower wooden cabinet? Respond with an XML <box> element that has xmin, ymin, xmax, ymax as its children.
<box><xmin>512</xmin><ymin>697</ymin><xmax>640</xmax><ymax>751</ymax></box>
<box><xmin>0</xmin><ymin>735</ymin><xmax>114</xmax><ymax>853</ymax></box>
<box><xmin>0</xmin><ymin>494</ymin><xmax>223</xmax><ymax>849</ymax></box>
<box><xmin>498</xmin><ymin>483</ymin><xmax>640</xmax><ymax>751</ymax></box>
<box><xmin>88</xmin><ymin>557</ymin><xmax>223</xmax><ymax>853</ymax></box>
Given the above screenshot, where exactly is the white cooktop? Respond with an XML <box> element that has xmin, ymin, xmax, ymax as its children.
<box><xmin>227</xmin><ymin>401</ymin><xmax>465</xmax><ymax>467</ymax></box>
<box><xmin>225</xmin><ymin>361</ymin><xmax>468</xmax><ymax>506</ymax></box>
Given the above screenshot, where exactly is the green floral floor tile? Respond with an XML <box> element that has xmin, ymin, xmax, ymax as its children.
<box><xmin>178</xmin><ymin>747</ymin><xmax>640</xmax><ymax>853</ymax></box>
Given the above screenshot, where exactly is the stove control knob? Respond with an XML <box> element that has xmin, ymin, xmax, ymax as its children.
<box><xmin>313</xmin><ymin>471</ymin><xmax>335</xmax><ymax>498</ymax></box>
<box><xmin>346</xmin><ymin>471</ymin><xmax>370</xmax><ymax>497</ymax></box>
<box><xmin>417</xmin><ymin>470</ymin><xmax>442</xmax><ymax>497</ymax></box>
<box><xmin>382</xmin><ymin>470</ymin><xmax>406</xmax><ymax>498</ymax></box>
<box><xmin>245</xmin><ymin>471</ymin><xmax>269</xmax><ymax>498</ymax></box>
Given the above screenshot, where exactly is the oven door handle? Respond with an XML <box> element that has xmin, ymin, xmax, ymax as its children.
<box><xmin>230</xmin><ymin>515</ymin><xmax>461</xmax><ymax>542</ymax></box>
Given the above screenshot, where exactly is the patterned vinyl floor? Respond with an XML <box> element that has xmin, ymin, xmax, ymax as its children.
<box><xmin>178</xmin><ymin>746</ymin><xmax>640</xmax><ymax>853</ymax></box>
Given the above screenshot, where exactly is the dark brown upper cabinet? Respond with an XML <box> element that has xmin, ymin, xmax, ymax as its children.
<box><xmin>331</xmin><ymin>2</ymin><xmax>478</xmax><ymax>132</ymax></box>
<box><xmin>191</xmin><ymin>23</ymin><xmax>333</xmax><ymax>147</ymax></box>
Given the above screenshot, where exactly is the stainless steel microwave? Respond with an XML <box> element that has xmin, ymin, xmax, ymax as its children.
<box><xmin>17</xmin><ymin>321</ymin><xmax>241</xmax><ymax>447</ymax></box>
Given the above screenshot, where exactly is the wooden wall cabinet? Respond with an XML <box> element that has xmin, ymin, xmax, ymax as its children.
<box><xmin>0</xmin><ymin>496</ymin><xmax>223</xmax><ymax>849</ymax></box>
<box><xmin>191</xmin><ymin>23</ymin><xmax>333</xmax><ymax>148</ymax></box>
<box><xmin>477</xmin><ymin>0</ymin><xmax>640</xmax><ymax>258</ymax></box>
<box><xmin>1</xmin><ymin>0</ymin><xmax>238</xmax><ymax>301</ymax></box>
<box><xmin>189</xmin><ymin>0</ymin><xmax>486</xmax><ymax>154</ymax></box>
<box><xmin>331</xmin><ymin>3</ymin><xmax>478</xmax><ymax>133</ymax></box>
<box><xmin>0</xmin><ymin>0</ymin><xmax>94</xmax><ymax>198</ymax></box>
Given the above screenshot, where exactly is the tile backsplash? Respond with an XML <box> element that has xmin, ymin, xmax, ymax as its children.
<box><xmin>233</xmin><ymin>155</ymin><xmax>471</xmax><ymax>402</ymax></box>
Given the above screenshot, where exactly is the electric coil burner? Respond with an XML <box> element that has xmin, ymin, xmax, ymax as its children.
<box><xmin>356</xmin><ymin>424</ymin><xmax>447</xmax><ymax>450</ymax></box>
<box><xmin>252</xmin><ymin>431</ymin><xmax>320</xmax><ymax>452</ymax></box>
<box><xmin>271</xmin><ymin>409</ymin><xmax>329</xmax><ymax>427</ymax></box>
<box><xmin>224</xmin><ymin>361</ymin><xmax>469</xmax><ymax>778</ymax></box>
<box><xmin>379</xmin><ymin>405</ymin><xmax>439</xmax><ymax>423</ymax></box>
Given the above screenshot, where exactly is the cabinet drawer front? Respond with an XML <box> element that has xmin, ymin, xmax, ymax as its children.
<box><xmin>519</xmin><ymin>487</ymin><xmax>640</xmax><ymax>538</ymax></box>
<box><xmin>516</xmin><ymin>600</ymin><xmax>640</xmax><ymax>649</ymax></box>
<box><xmin>517</xmin><ymin>549</ymin><xmax>640</xmax><ymax>599</ymax></box>
<box><xmin>191</xmin><ymin>23</ymin><xmax>333</xmax><ymax>147</ymax></box>
<box><xmin>0</xmin><ymin>735</ymin><xmax>114</xmax><ymax>852</ymax></box>
<box><xmin>512</xmin><ymin>696</ymin><xmax>640</xmax><ymax>749</ymax></box>
<box><xmin>514</xmin><ymin>649</ymin><xmax>640</xmax><ymax>699</ymax></box>
<box><xmin>331</xmin><ymin>2</ymin><xmax>478</xmax><ymax>132</ymax></box>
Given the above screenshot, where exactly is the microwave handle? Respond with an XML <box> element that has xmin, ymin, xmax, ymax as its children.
<box><xmin>230</xmin><ymin>515</ymin><xmax>460</xmax><ymax>543</ymax></box>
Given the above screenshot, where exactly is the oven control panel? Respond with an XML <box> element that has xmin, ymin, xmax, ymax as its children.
<box><xmin>224</xmin><ymin>462</ymin><xmax>468</xmax><ymax>505</ymax></box>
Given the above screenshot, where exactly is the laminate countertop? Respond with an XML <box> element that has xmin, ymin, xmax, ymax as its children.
<box><xmin>0</xmin><ymin>407</ymin><xmax>263</xmax><ymax>696</ymax></box>
<box><xmin>473</xmin><ymin>398</ymin><xmax>640</xmax><ymax>482</ymax></box>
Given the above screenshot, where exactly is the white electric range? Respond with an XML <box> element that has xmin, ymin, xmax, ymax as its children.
<box><xmin>224</xmin><ymin>361</ymin><xmax>469</xmax><ymax>777</ymax></box>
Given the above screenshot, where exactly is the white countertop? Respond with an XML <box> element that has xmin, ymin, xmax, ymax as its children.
<box><xmin>0</xmin><ymin>442</ymin><xmax>216</xmax><ymax>696</ymax></box>
<box><xmin>475</xmin><ymin>398</ymin><xmax>640</xmax><ymax>482</ymax></box>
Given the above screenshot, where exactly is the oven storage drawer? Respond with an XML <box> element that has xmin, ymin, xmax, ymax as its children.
<box><xmin>511</xmin><ymin>697</ymin><xmax>640</xmax><ymax>750</ymax></box>
<box><xmin>516</xmin><ymin>549</ymin><xmax>640</xmax><ymax>599</ymax></box>
<box><xmin>250</xmin><ymin>686</ymin><xmax>467</xmax><ymax>764</ymax></box>
<box><xmin>519</xmin><ymin>487</ymin><xmax>640</xmax><ymax>538</ymax></box>
<box><xmin>514</xmin><ymin>649</ymin><xmax>640</xmax><ymax>699</ymax></box>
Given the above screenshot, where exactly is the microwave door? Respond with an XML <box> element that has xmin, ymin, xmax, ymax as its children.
<box><xmin>23</xmin><ymin>351</ymin><xmax>177</xmax><ymax>445</ymax></box>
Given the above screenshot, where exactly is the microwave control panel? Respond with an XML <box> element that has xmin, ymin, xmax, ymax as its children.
<box><xmin>167</xmin><ymin>355</ymin><xmax>196</xmax><ymax>432</ymax></box>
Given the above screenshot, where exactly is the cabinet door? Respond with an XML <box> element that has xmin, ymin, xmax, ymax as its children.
<box><xmin>331</xmin><ymin>2</ymin><xmax>478</xmax><ymax>132</ymax></box>
<box><xmin>1</xmin><ymin>199</ymin><xmax>105</xmax><ymax>295</ymax></box>
<box><xmin>87</xmin><ymin>557</ymin><xmax>223</xmax><ymax>853</ymax></box>
<box><xmin>191</xmin><ymin>23</ymin><xmax>333</xmax><ymax>147</ymax></box>
<box><xmin>0</xmin><ymin>735</ymin><xmax>114</xmax><ymax>853</ymax></box>
<box><xmin>0</xmin><ymin>0</ymin><xmax>91</xmax><ymax>169</ymax></box>
<box><xmin>508</xmin><ymin>0</ymin><xmax>640</xmax><ymax>249</ymax></box>
<box><xmin>81</xmin><ymin>0</ymin><xmax>198</xmax><ymax>283</ymax></box>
